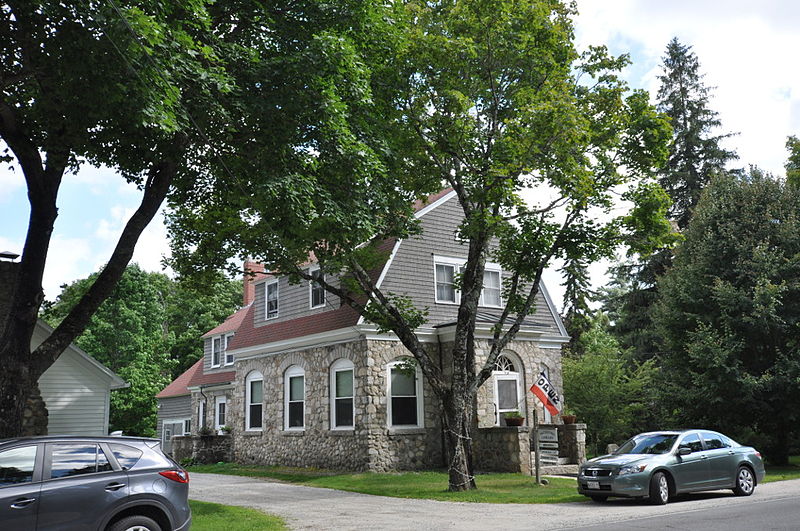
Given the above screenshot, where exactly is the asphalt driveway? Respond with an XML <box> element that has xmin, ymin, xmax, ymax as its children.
<box><xmin>189</xmin><ymin>472</ymin><xmax>800</xmax><ymax>530</ymax></box>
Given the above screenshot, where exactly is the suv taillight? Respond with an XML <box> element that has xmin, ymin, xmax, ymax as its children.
<box><xmin>159</xmin><ymin>469</ymin><xmax>189</xmax><ymax>484</ymax></box>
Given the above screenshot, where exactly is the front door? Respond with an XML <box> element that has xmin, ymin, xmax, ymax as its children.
<box><xmin>0</xmin><ymin>444</ymin><xmax>41</xmax><ymax>530</ymax></box>
<box><xmin>672</xmin><ymin>433</ymin><xmax>709</xmax><ymax>491</ymax></box>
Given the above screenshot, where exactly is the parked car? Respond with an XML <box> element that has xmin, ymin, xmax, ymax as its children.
<box><xmin>577</xmin><ymin>430</ymin><xmax>766</xmax><ymax>505</ymax></box>
<box><xmin>0</xmin><ymin>435</ymin><xmax>191</xmax><ymax>530</ymax></box>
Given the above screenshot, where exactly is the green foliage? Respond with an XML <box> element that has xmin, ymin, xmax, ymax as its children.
<box><xmin>787</xmin><ymin>136</ymin><xmax>800</xmax><ymax>187</ymax></box>
<box><xmin>563</xmin><ymin>313</ymin><xmax>658</xmax><ymax>455</ymax></box>
<box><xmin>654</xmin><ymin>172</ymin><xmax>800</xmax><ymax>464</ymax></box>
<box><xmin>42</xmin><ymin>265</ymin><xmax>239</xmax><ymax>435</ymax></box>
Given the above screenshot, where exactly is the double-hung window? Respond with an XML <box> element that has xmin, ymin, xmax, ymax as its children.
<box><xmin>330</xmin><ymin>359</ymin><xmax>354</xmax><ymax>429</ymax></box>
<box><xmin>434</xmin><ymin>256</ymin><xmax>502</xmax><ymax>307</ymax></box>
<box><xmin>224</xmin><ymin>334</ymin><xmax>234</xmax><ymax>365</ymax></box>
<box><xmin>245</xmin><ymin>371</ymin><xmax>263</xmax><ymax>431</ymax></box>
<box><xmin>215</xmin><ymin>396</ymin><xmax>227</xmax><ymax>430</ymax></box>
<box><xmin>265</xmin><ymin>280</ymin><xmax>279</xmax><ymax>319</ymax></box>
<box><xmin>388</xmin><ymin>360</ymin><xmax>423</xmax><ymax>428</ymax></box>
<box><xmin>285</xmin><ymin>366</ymin><xmax>305</xmax><ymax>430</ymax></box>
<box><xmin>309</xmin><ymin>267</ymin><xmax>325</xmax><ymax>308</ymax></box>
<box><xmin>212</xmin><ymin>337</ymin><xmax>222</xmax><ymax>367</ymax></box>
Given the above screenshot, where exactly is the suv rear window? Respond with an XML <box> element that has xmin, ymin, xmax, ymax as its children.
<box><xmin>50</xmin><ymin>444</ymin><xmax>112</xmax><ymax>479</ymax></box>
<box><xmin>109</xmin><ymin>443</ymin><xmax>143</xmax><ymax>470</ymax></box>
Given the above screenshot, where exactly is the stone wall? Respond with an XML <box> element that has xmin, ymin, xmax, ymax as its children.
<box><xmin>171</xmin><ymin>435</ymin><xmax>233</xmax><ymax>464</ymax></box>
<box><xmin>473</xmin><ymin>427</ymin><xmax>532</xmax><ymax>474</ymax></box>
<box><xmin>21</xmin><ymin>384</ymin><xmax>49</xmax><ymax>436</ymax></box>
<box><xmin>557</xmin><ymin>423</ymin><xmax>587</xmax><ymax>464</ymax></box>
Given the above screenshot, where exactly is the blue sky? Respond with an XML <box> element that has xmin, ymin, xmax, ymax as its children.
<box><xmin>2</xmin><ymin>0</ymin><xmax>799</xmax><ymax>307</ymax></box>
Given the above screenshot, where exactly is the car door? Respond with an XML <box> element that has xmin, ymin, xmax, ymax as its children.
<box><xmin>701</xmin><ymin>431</ymin><xmax>738</xmax><ymax>487</ymax></box>
<box><xmin>671</xmin><ymin>432</ymin><xmax>710</xmax><ymax>491</ymax></box>
<box><xmin>0</xmin><ymin>443</ymin><xmax>42</xmax><ymax>531</ymax></box>
<box><xmin>36</xmin><ymin>442</ymin><xmax>129</xmax><ymax>531</ymax></box>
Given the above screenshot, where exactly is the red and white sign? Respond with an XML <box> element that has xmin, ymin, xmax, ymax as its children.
<box><xmin>530</xmin><ymin>371</ymin><xmax>561</xmax><ymax>416</ymax></box>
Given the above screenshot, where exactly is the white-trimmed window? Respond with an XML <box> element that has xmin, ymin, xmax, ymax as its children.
<box><xmin>265</xmin><ymin>280</ymin><xmax>279</xmax><ymax>319</ymax></box>
<box><xmin>480</xmin><ymin>269</ymin><xmax>502</xmax><ymax>307</ymax></box>
<box><xmin>330</xmin><ymin>359</ymin><xmax>354</xmax><ymax>429</ymax></box>
<box><xmin>285</xmin><ymin>365</ymin><xmax>305</xmax><ymax>430</ymax></box>
<box><xmin>493</xmin><ymin>354</ymin><xmax>524</xmax><ymax>426</ymax></box>
<box><xmin>245</xmin><ymin>371</ymin><xmax>263</xmax><ymax>431</ymax></box>
<box><xmin>309</xmin><ymin>266</ymin><xmax>326</xmax><ymax>309</ymax></box>
<box><xmin>387</xmin><ymin>360</ymin><xmax>424</xmax><ymax>428</ymax></box>
<box><xmin>433</xmin><ymin>256</ymin><xmax>502</xmax><ymax>307</ymax></box>
<box><xmin>211</xmin><ymin>336</ymin><xmax>222</xmax><ymax>367</ymax></box>
<box><xmin>224</xmin><ymin>333</ymin><xmax>235</xmax><ymax>365</ymax></box>
<box><xmin>215</xmin><ymin>395</ymin><xmax>227</xmax><ymax>430</ymax></box>
<box><xmin>212</xmin><ymin>333</ymin><xmax>235</xmax><ymax>367</ymax></box>
<box><xmin>198</xmin><ymin>401</ymin><xmax>207</xmax><ymax>430</ymax></box>
<box><xmin>183</xmin><ymin>419</ymin><xmax>191</xmax><ymax>434</ymax></box>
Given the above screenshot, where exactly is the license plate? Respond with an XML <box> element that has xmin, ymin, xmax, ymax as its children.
<box><xmin>587</xmin><ymin>481</ymin><xmax>600</xmax><ymax>490</ymax></box>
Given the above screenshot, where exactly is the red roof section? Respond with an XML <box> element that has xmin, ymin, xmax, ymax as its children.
<box><xmin>187</xmin><ymin>367</ymin><xmax>236</xmax><ymax>388</ymax></box>
<box><xmin>201</xmin><ymin>305</ymin><xmax>250</xmax><ymax>338</ymax></box>
<box><xmin>156</xmin><ymin>358</ymin><xmax>203</xmax><ymax>398</ymax></box>
<box><xmin>413</xmin><ymin>187</ymin><xmax>454</xmax><ymax>213</ymax></box>
<box><xmin>228</xmin><ymin>237</ymin><xmax>396</xmax><ymax>352</ymax></box>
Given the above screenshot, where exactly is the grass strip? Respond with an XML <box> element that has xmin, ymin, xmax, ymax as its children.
<box><xmin>189</xmin><ymin>499</ymin><xmax>287</xmax><ymax>531</ymax></box>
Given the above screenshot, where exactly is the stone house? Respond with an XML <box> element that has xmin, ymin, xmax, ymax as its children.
<box><xmin>157</xmin><ymin>189</ymin><xmax>576</xmax><ymax>472</ymax></box>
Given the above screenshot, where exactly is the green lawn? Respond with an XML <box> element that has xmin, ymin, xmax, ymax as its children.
<box><xmin>763</xmin><ymin>455</ymin><xmax>800</xmax><ymax>483</ymax></box>
<box><xmin>189</xmin><ymin>500</ymin><xmax>286</xmax><ymax>531</ymax></box>
<box><xmin>188</xmin><ymin>463</ymin><xmax>584</xmax><ymax>504</ymax></box>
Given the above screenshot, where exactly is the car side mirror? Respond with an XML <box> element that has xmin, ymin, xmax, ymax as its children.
<box><xmin>677</xmin><ymin>446</ymin><xmax>691</xmax><ymax>456</ymax></box>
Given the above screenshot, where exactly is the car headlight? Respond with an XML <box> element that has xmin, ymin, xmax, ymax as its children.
<box><xmin>618</xmin><ymin>464</ymin><xmax>647</xmax><ymax>476</ymax></box>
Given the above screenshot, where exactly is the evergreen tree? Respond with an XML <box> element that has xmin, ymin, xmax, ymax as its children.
<box><xmin>600</xmin><ymin>38</ymin><xmax>737</xmax><ymax>362</ymax></box>
<box><xmin>654</xmin><ymin>171</ymin><xmax>800</xmax><ymax>464</ymax></box>
<box><xmin>657</xmin><ymin>37</ymin><xmax>737</xmax><ymax>230</ymax></box>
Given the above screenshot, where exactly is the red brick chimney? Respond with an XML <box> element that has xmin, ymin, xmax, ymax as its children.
<box><xmin>243</xmin><ymin>260</ymin><xmax>266</xmax><ymax>306</ymax></box>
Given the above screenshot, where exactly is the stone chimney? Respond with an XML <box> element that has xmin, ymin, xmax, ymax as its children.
<box><xmin>243</xmin><ymin>260</ymin><xmax>265</xmax><ymax>306</ymax></box>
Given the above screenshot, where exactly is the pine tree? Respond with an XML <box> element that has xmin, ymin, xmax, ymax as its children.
<box><xmin>599</xmin><ymin>38</ymin><xmax>738</xmax><ymax>362</ymax></box>
<box><xmin>656</xmin><ymin>37</ymin><xmax>737</xmax><ymax>230</ymax></box>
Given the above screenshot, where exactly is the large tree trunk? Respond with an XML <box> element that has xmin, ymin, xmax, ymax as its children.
<box><xmin>441</xmin><ymin>392</ymin><xmax>476</xmax><ymax>491</ymax></box>
<box><xmin>0</xmin><ymin>347</ymin><xmax>39</xmax><ymax>437</ymax></box>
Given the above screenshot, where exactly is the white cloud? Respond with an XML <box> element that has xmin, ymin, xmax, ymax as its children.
<box><xmin>94</xmin><ymin>205</ymin><xmax>172</xmax><ymax>275</ymax></box>
<box><xmin>0</xmin><ymin>166</ymin><xmax>24</xmax><ymax>204</ymax></box>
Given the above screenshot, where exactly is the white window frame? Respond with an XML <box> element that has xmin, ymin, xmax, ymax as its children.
<box><xmin>245</xmin><ymin>371</ymin><xmax>264</xmax><ymax>432</ymax></box>
<box><xmin>330</xmin><ymin>359</ymin><xmax>355</xmax><ymax>430</ymax></box>
<box><xmin>211</xmin><ymin>336</ymin><xmax>222</xmax><ymax>368</ymax></box>
<box><xmin>387</xmin><ymin>360</ymin><xmax>424</xmax><ymax>428</ymax></box>
<box><xmin>309</xmin><ymin>266</ymin><xmax>326</xmax><ymax>309</ymax></box>
<box><xmin>183</xmin><ymin>419</ymin><xmax>191</xmax><ymax>435</ymax></box>
<box><xmin>214</xmin><ymin>395</ymin><xmax>227</xmax><ymax>431</ymax></box>
<box><xmin>265</xmin><ymin>279</ymin><xmax>279</xmax><ymax>320</ymax></box>
<box><xmin>479</xmin><ymin>269</ymin><xmax>503</xmax><ymax>308</ymax></box>
<box><xmin>284</xmin><ymin>365</ymin><xmax>305</xmax><ymax>431</ymax></box>
<box><xmin>433</xmin><ymin>256</ymin><xmax>502</xmax><ymax>308</ymax></box>
<box><xmin>161</xmin><ymin>418</ymin><xmax>191</xmax><ymax>442</ymax></box>
<box><xmin>224</xmin><ymin>333</ymin><xmax>235</xmax><ymax>365</ymax></box>
<box><xmin>493</xmin><ymin>355</ymin><xmax>523</xmax><ymax>426</ymax></box>
<box><xmin>198</xmin><ymin>401</ymin><xmax>207</xmax><ymax>430</ymax></box>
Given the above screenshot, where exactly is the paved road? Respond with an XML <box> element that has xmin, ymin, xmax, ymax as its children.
<box><xmin>189</xmin><ymin>473</ymin><xmax>800</xmax><ymax>530</ymax></box>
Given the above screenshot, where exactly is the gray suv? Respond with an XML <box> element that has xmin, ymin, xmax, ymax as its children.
<box><xmin>0</xmin><ymin>435</ymin><xmax>191</xmax><ymax>530</ymax></box>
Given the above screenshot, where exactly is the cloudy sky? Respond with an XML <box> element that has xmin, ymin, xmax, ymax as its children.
<box><xmin>1</xmin><ymin>0</ymin><xmax>798</xmax><ymax>307</ymax></box>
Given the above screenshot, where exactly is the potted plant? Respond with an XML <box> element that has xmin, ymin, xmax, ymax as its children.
<box><xmin>219</xmin><ymin>425</ymin><xmax>232</xmax><ymax>435</ymax></box>
<box><xmin>198</xmin><ymin>426</ymin><xmax>214</xmax><ymax>438</ymax></box>
<box><xmin>503</xmin><ymin>411</ymin><xmax>525</xmax><ymax>426</ymax></box>
<box><xmin>561</xmin><ymin>410</ymin><xmax>577</xmax><ymax>424</ymax></box>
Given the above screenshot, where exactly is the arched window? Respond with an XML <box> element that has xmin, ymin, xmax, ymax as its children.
<box><xmin>245</xmin><ymin>371</ymin><xmax>263</xmax><ymax>431</ymax></box>
<box><xmin>387</xmin><ymin>360</ymin><xmax>424</xmax><ymax>428</ymax></box>
<box><xmin>284</xmin><ymin>365</ymin><xmax>305</xmax><ymax>430</ymax></box>
<box><xmin>493</xmin><ymin>353</ymin><xmax>524</xmax><ymax>426</ymax></box>
<box><xmin>330</xmin><ymin>359</ymin><xmax>354</xmax><ymax>429</ymax></box>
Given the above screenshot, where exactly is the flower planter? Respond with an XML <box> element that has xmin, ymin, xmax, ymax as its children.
<box><xmin>505</xmin><ymin>417</ymin><xmax>525</xmax><ymax>426</ymax></box>
<box><xmin>561</xmin><ymin>414</ymin><xmax>577</xmax><ymax>424</ymax></box>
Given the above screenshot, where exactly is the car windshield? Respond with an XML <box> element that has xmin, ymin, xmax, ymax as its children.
<box><xmin>615</xmin><ymin>433</ymin><xmax>678</xmax><ymax>455</ymax></box>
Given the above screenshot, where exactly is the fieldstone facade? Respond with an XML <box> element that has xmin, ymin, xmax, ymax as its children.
<box><xmin>182</xmin><ymin>334</ymin><xmax>575</xmax><ymax>473</ymax></box>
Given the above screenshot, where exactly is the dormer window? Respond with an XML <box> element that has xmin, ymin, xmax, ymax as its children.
<box><xmin>309</xmin><ymin>266</ymin><xmax>325</xmax><ymax>309</ymax></box>
<box><xmin>265</xmin><ymin>279</ymin><xmax>279</xmax><ymax>319</ymax></box>
<box><xmin>211</xmin><ymin>333</ymin><xmax>235</xmax><ymax>368</ymax></box>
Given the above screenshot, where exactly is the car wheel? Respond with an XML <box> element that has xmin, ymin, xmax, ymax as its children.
<box><xmin>733</xmin><ymin>466</ymin><xmax>755</xmax><ymax>496</ymax></box>
<box><xmin>590</xmin><ymin>495</ymin><xmax>608</xmax><ymax>503</ymax></box>
<box><xmin>649</xmin><ymin>471</ymin><xmax>669</xmax><ymax>505</ymax></box>
<box><xmin>107</xmin><ymin>515</ymin><xmax>162</xmax><ymax>531</ymax></box>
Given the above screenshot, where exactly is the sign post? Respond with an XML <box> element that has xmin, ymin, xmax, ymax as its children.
<box><xmin>529</xmin><ymin>371</ymin><xmax>562</xmax><ymax>484</ymax></box>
